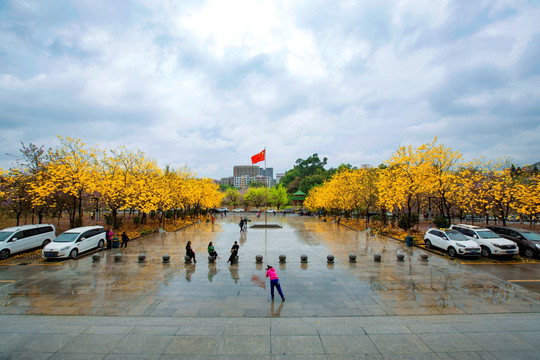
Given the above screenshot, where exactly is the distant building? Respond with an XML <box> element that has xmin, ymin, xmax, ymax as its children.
<box><xmin>276</xmin><ymin>172</ymin><xmax>285</xmax><ymax>184</ymax></box>
<box><xmin>233</xmin><ymin>165</ymin><xmax>260</xmax><ymax>177</ymax></box>
<box><xmin>260</xmin><ymin>167</ymin><xmax>273</xmax><ymax>178</ymax></box>
<box><xmin>220</xmin><ymin>177</ymin><xmax>234</xmax><ymax>187</ymax></box>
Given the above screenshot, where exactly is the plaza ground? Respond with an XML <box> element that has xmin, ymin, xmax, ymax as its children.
<box><xmin>0</xmin><ymin>215</ymin><xmax>539</xmax><ymax>359</ymax></box>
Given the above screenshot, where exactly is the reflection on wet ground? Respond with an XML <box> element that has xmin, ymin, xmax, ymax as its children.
<box><xmin>0</xmin><ymin>216</ymin><xmax>538</xmax><ymax>317</ymax></box>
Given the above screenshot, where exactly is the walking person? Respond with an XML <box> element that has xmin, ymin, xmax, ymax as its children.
<box><xmin>265</xmin><ymin>265</ymin><xmax>285</xmax><ymax>301</ymax></box>
<box><xmin>208</xmin><ymin>241</ymin><xmax>219</xmax><ymax>259</ymax></box>
<box><xmin>120</xmin><ymin>231</ymin><xmax>129</xmax><ymax>248</ymax></box>
<box><xmin>227</xmin><ymin>241</ymin><xmax>239</xmax><ymax>263</ymax></box>
<box><xmin>239</xmin><ymin>218</ymin><xmax>245</xmax><ymax>233</ymax></box>
<box><xmin>106</xmin><ymin>229</ymin><xmax>113</xmax><ymax>250</ymax></box>
<box><xmin>186</xmin><ymin>240</ymin><xmax>197</xmax><ymax>263</ymax></box>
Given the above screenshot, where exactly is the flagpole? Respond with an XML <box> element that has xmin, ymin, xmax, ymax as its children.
<box><xmin>264</xmin><ymin>147</ymin><xmax>267</xmax><ymax>226</ymax></box>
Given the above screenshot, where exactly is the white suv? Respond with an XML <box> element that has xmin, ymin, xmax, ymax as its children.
<box><xmin>0</xmin><ymin>224</ymin><xmax>56</xmax><ymax>260</ymax></box>
<box><xmin>424</xmin><ymin>228</ymin><xmax>481</xmax><ymax>257</ymax></box>
<box><xmin>43</xmin><ymin>226</ymin><xmax>106</xmax><ymax>260</ymax></box>
<box><xmin>449</xmin><ymin>224</ymin><xmax>518</xmax><ymax>257</ymax></box>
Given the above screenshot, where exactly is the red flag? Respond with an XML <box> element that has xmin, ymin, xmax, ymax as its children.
<box><xmin>251</xmin><ymin>149</ymin><xmax>265</xmax><ymax>164</ymax></box>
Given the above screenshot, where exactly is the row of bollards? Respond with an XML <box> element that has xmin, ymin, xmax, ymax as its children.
<box><xmin>93</xmin><ymin>252</ymin><xmax>429</xmax><ymax>264</ymax></box>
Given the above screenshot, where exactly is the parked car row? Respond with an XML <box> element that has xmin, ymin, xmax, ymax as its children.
<box><xmin>424</xmin><ymin>224</ymin><xmax>539</xmax><ymax>258</ymax></box>
<box><xmin>0</xmin><ymin>224</ymin><xmax>106</xmax><ymax>261</ymax></box>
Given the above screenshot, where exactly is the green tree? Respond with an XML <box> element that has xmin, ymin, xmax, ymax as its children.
<box><xmin>270</xmin><ymin>184</ymin><xmax>289</xmax><ymax>209</ymax></box>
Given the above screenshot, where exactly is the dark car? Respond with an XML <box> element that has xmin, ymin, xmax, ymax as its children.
<box><xmin>281</xmin><ymin>209</ymin><xmax>294</xmax><ymax>214</ymax></box>
<box><xmin>486</xmin><ymin>226</ymin><xmax>540</xmax><ymax>258</ymax></box>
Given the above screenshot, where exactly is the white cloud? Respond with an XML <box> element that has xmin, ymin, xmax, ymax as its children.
<box><xmin>0</xmin><ymin>0</ymin><xmax>539</xmax><ymax>177</ymax></box>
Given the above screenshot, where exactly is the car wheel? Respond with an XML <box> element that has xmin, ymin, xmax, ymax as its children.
<box><xmin>97</xmin><ymin>240</ymin><xmax>104</xmax><ymax>249</ymax></box>
<box><xmin>0</xmin><ymin>249</ymin><xmax>10</xmax><ymax>260</ymax></box>
<box><xmin>481</xmin><ymin>246</ymin><xmax>491</xmax><ymax>257</ymax></box>
<box><xmin>448</xmin><ymin>247</ymin><xmax>457</xmax><ymax>258</ymax></box>
<box><xmin>42</xmin><ymin>239</ymin><xmax>51</xmax><ymax>247</ymax></box>
<box><xmin>69</xmin><ymin>249</ymin><xmax>78</xmax><ymax>260</ymax></box>
<box><xmin>424</xmin><ymin>239</ymin><xmax>431</xmax><ymax>249</ymax></box>
<box><xmin>524</xmin><ymin>247</ymin><xmax>535</xmax><ymax>258</ymax></box>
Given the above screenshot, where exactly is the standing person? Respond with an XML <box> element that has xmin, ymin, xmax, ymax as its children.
<box><xmin>239</xmin><ymin>218</ymin><xmax>245</xmax><ymax>233</ymax></box>
<box><xmin>120</xmin><ymin>231</ymin><xmax>129</xmax><ymax>248</ymax></box>
<box><xmin>227</xmin><ymin>241</ymin><xmax>239</xmax><ymax>263</ymax></box>
<box><xmin>106</xmin><ymin>229</ymin><xmax>113</xmax><ymax>250</ymax></box>
<box><xmin>186</xmin><ymin>241</ymin><xmax>197</xmax><ymax>263</ymax></box>
<box><xmin>211</xmin><ymin>215</ymin><xmax>215</xmax><ymax>224</ymax></box>
<box><xmin>208</xmin><ymin>242</ymin><xmax>219</xmax><ymax>259</ymax></box>
<box><xmin>265</xmin><ymin>265</ymin><xmax>285</xmax><ymax>301</ymax></box>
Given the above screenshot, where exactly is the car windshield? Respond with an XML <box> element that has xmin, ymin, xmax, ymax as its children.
<box><xmin>445</xmin><ymin>230</ymin><xmax>469</xmax><ymax>241</ymax></box>
<box><xmin>0</xmin><ymin>231</ymin><xmax>12</xmax><ymax>242</ymax></box>
<box><xmin>476</xmin><ymin>230</ymin><xmax>500</xmax><ymax>239</ymax></box>
<box><xmin>522</xmin><ymin>232</ymin><xmax>540</xmax><ymax>241</ymax></box>
<box><xmin>53</xmin><ymin>233</ymin><xmax>80</xmax><ymax>243</ymax></box>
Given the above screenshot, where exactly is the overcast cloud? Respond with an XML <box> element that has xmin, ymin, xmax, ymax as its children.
<box><xmin>1</xmin><ymin>0</ymin><xmax>539</xmax><ymax>178</ymax></box>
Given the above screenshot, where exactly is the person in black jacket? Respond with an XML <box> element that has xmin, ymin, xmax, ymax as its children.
<box><xmin>186</xmin><ymin>241</ymin><xmax>196</xmax><ymax>263</ymax></box>
<box><xmin>120</xmin><ymin>232</ymin><xmax>129</xmax><ymax>248</ymax></box>
<box><xmin>227</xmin><ymin>241</ymin><xmax>239</xmax><ymax>263</ymax></box>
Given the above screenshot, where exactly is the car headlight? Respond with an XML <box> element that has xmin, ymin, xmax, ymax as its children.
<box><xmin>60</xmin><ymin>246</ymin><xmax>70</xmax><ymax>251</ymax></box>
<box><xmin>493</xmin><ymin>244</ymin><xmax>502</xmax><ymax>248</ymax></box>
<box><xmin>456</xmin><ymin>243</ymin><xmax>466</xmax><ymax>247</ymax></box>
<box><xmin>535</xmin><ymin>243</ymin><xmax>540</xmax><ymax>249</ymax></box>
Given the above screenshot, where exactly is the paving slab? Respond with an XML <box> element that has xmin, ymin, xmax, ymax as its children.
<box><xmin>0</xmin><ymin>216</ymin><xmax>539</xmax><ymax>358</ymax></box>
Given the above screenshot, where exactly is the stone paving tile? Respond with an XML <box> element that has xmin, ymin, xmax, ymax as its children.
<box><xmin>164</xmin><ymin>335</ymin><xmax>221</xmax><ymax>355</ymax></box>
<box><xmin>369</xmin><ymin>334</ymin><xmax>432</xmax><ymax>354</ymax></box>
<box><xmin>0</xmin><ymin>352</ymin><xmax>58</xmax><ymax>360</ymax></box>
<box><xmin>320</xmin><ymin>334</ymin><xmax>379</xmax><ymax>354</ymax></box>
<box><xmin>219</xmin><ymin>335</ymin><xmax>270</xmax><ymax>355</ymax></box>
<box><xmin>436</xmin><ymin>352</ymin><xmax>498</xmax><ymax>359</ymax></box>
<box><xmin>511</xmin><ymin>331</ymin><xmax>540</xmax><ymax>350</ymax></box>
<box><xmin>128</xmin><ymin>326</ymin><xmax>179</xmax><ymax>335</ymax></box>
<box><xmin>490</xmin><ymin>350</ymin><xmax>540</xmax><ymax>359</ymax></box>
<box><xmin>48</xmin><ymin>354</ymin><xmax>106</xmax><ymax>360</ymax></box>
<box><xmin>271</xmin><ymin>335</ymin><xmax>326</xmax><ymax>355</ymax></box>
<box><xmin>327</xmin><ymin>355</ymin><xmax>384</xmax><ymax>360</ymax></box>
<box><xmin>37</xmin><ymin>325</ymin><xmax>90</xmax><ymax>334</ymax></box>
<box><xmin>417</xmin><ymin>332</ymin><xmax>485</xmax><ymax>352</ymax></box>
<box><xmin>58</xmin><ymin>334</ymin><xmax>127</xmax><ymax>354</ymax></box>
<box><xmin>110</xmin><ymin>335</ymin><xmax>173</xmax><ymax>354</ymax></box>
<box><xmin>467</xmin><ymin>331</ymin><xmax>536</xmax><ymax>351</ymax></box>
<box><xmin>382</xmin><ymin>354</ymin><xmax>441</xmax><ymax>360</ymax></box>
<box><xmin>83</xmin><ymin>325</ymin><xmax>134</xmax><ymax>335</ymax></box>
<box><xmin>103</xmin><ymin>354</ymin><xmax>161</xmax><ymax>360</ymax></box>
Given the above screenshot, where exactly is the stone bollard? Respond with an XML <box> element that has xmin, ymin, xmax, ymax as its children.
<box><xmin>349</xmin><ymin>253</ymin><xmax>357</xmax><ymax>263</ymax></box>
<box><xmin>184</xmin><ymin>255</ymin><xmax>192</xmax><ymax>263</ymax></box>
<box><xmin>327</xmin><ymin>254</ymin><xmax>335</xmax><ymax>263</ymax></box>
<box><xmin>138</xmin><ymin>254</ymin><xmax>146</xmax><ymax>263</ymax></box>
<box><xmin>92</xmin><ymin>253</ymin><xmax>101</xmax><ymax>262</ymax></box>
<box><xmin>373</xmin><ymin>254</ymin><xmax>382</xmax><ymax>262</ymax></box>
<box><xmin>208</xmin><ymin>255</ymin><xmax>216</xmax><ymax>263</ymax></box>
<box><xmin>420</xmin><ymin>253</ymin><xmax>429</xmax><ymax>261</ymax></box>
<box><xmin>255</xmin><ymin>255</ymin><xmax>263</xmax><ymax>263</ymax></box>
<box><xmin>114</xmin><ymin>253</ymin><xmax>122</xmax><ymax>262</ymax></box>
<box><xmin>162</xmin><ymin>254</ymin><xmax>170</xmax><ymax>263</ymax></box>
<box><xmin>396</xmin><ymin>253</ymin><xmax>405</xmax><ymax>262</ymax></box>
<box><xmin>300</xmin><ymin>254</ymin><xmax>308</xmax><ymax>263</ymax></box>
<box><xmin>279</xmin><ymin>254</ymin><xmax>287</xmax><ymax>263</ymax></box>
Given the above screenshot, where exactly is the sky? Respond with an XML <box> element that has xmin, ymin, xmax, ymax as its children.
<box><xmin>1</xmin><ymin>0</ymin><xmax>539</xmax><ymax>179</ymax></box>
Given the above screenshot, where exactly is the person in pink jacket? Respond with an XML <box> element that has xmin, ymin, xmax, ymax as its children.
<box><xmin>265</xmin><ymin>265</ymin><xmax>285</xmax><ymax>301</ymax></box>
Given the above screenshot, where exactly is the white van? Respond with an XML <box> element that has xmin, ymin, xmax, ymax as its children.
<box><xmin>0</xmin><ymin>224</ymin><xmax>56</xmax><ymax>260</ymax></box>
<box><xmin>43</xmin><ymin>226</ymin><xmax>106</xmax><ymax>259</ymax></box>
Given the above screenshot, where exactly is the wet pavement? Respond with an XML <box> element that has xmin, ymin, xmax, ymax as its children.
<box><xmin>0</xmin><ymin>215</ymin><xmax>539</xmax><ymax>358</ymax></box>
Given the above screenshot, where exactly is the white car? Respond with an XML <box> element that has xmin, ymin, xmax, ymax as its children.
<box><xmin>424</xmin><ymin>228</ymin><xmax>481</xmax><ymax>257</ymax></box>
<box><xmin>0</xmin><ymin>224</ymin><xmax>56</xmax><ymax>260</ymax></box>
<box><xmin>449</xmin><ymin>224</ymin><xmax>519</xmax><ymax>257</ymax></box>
<box><xmin>266</xmin><ymin>209</ymin><xmax>277</xmax><ymax>213</ymax></box>
<box><xmin>43</xmin><ymin>226</ymin><xmax>106</xmax><ymax>260</ymax></box>
<box><xmin>231</xmin><ymin>208</ymin><xmax>244</xmax><ymax>212</ymax></box>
